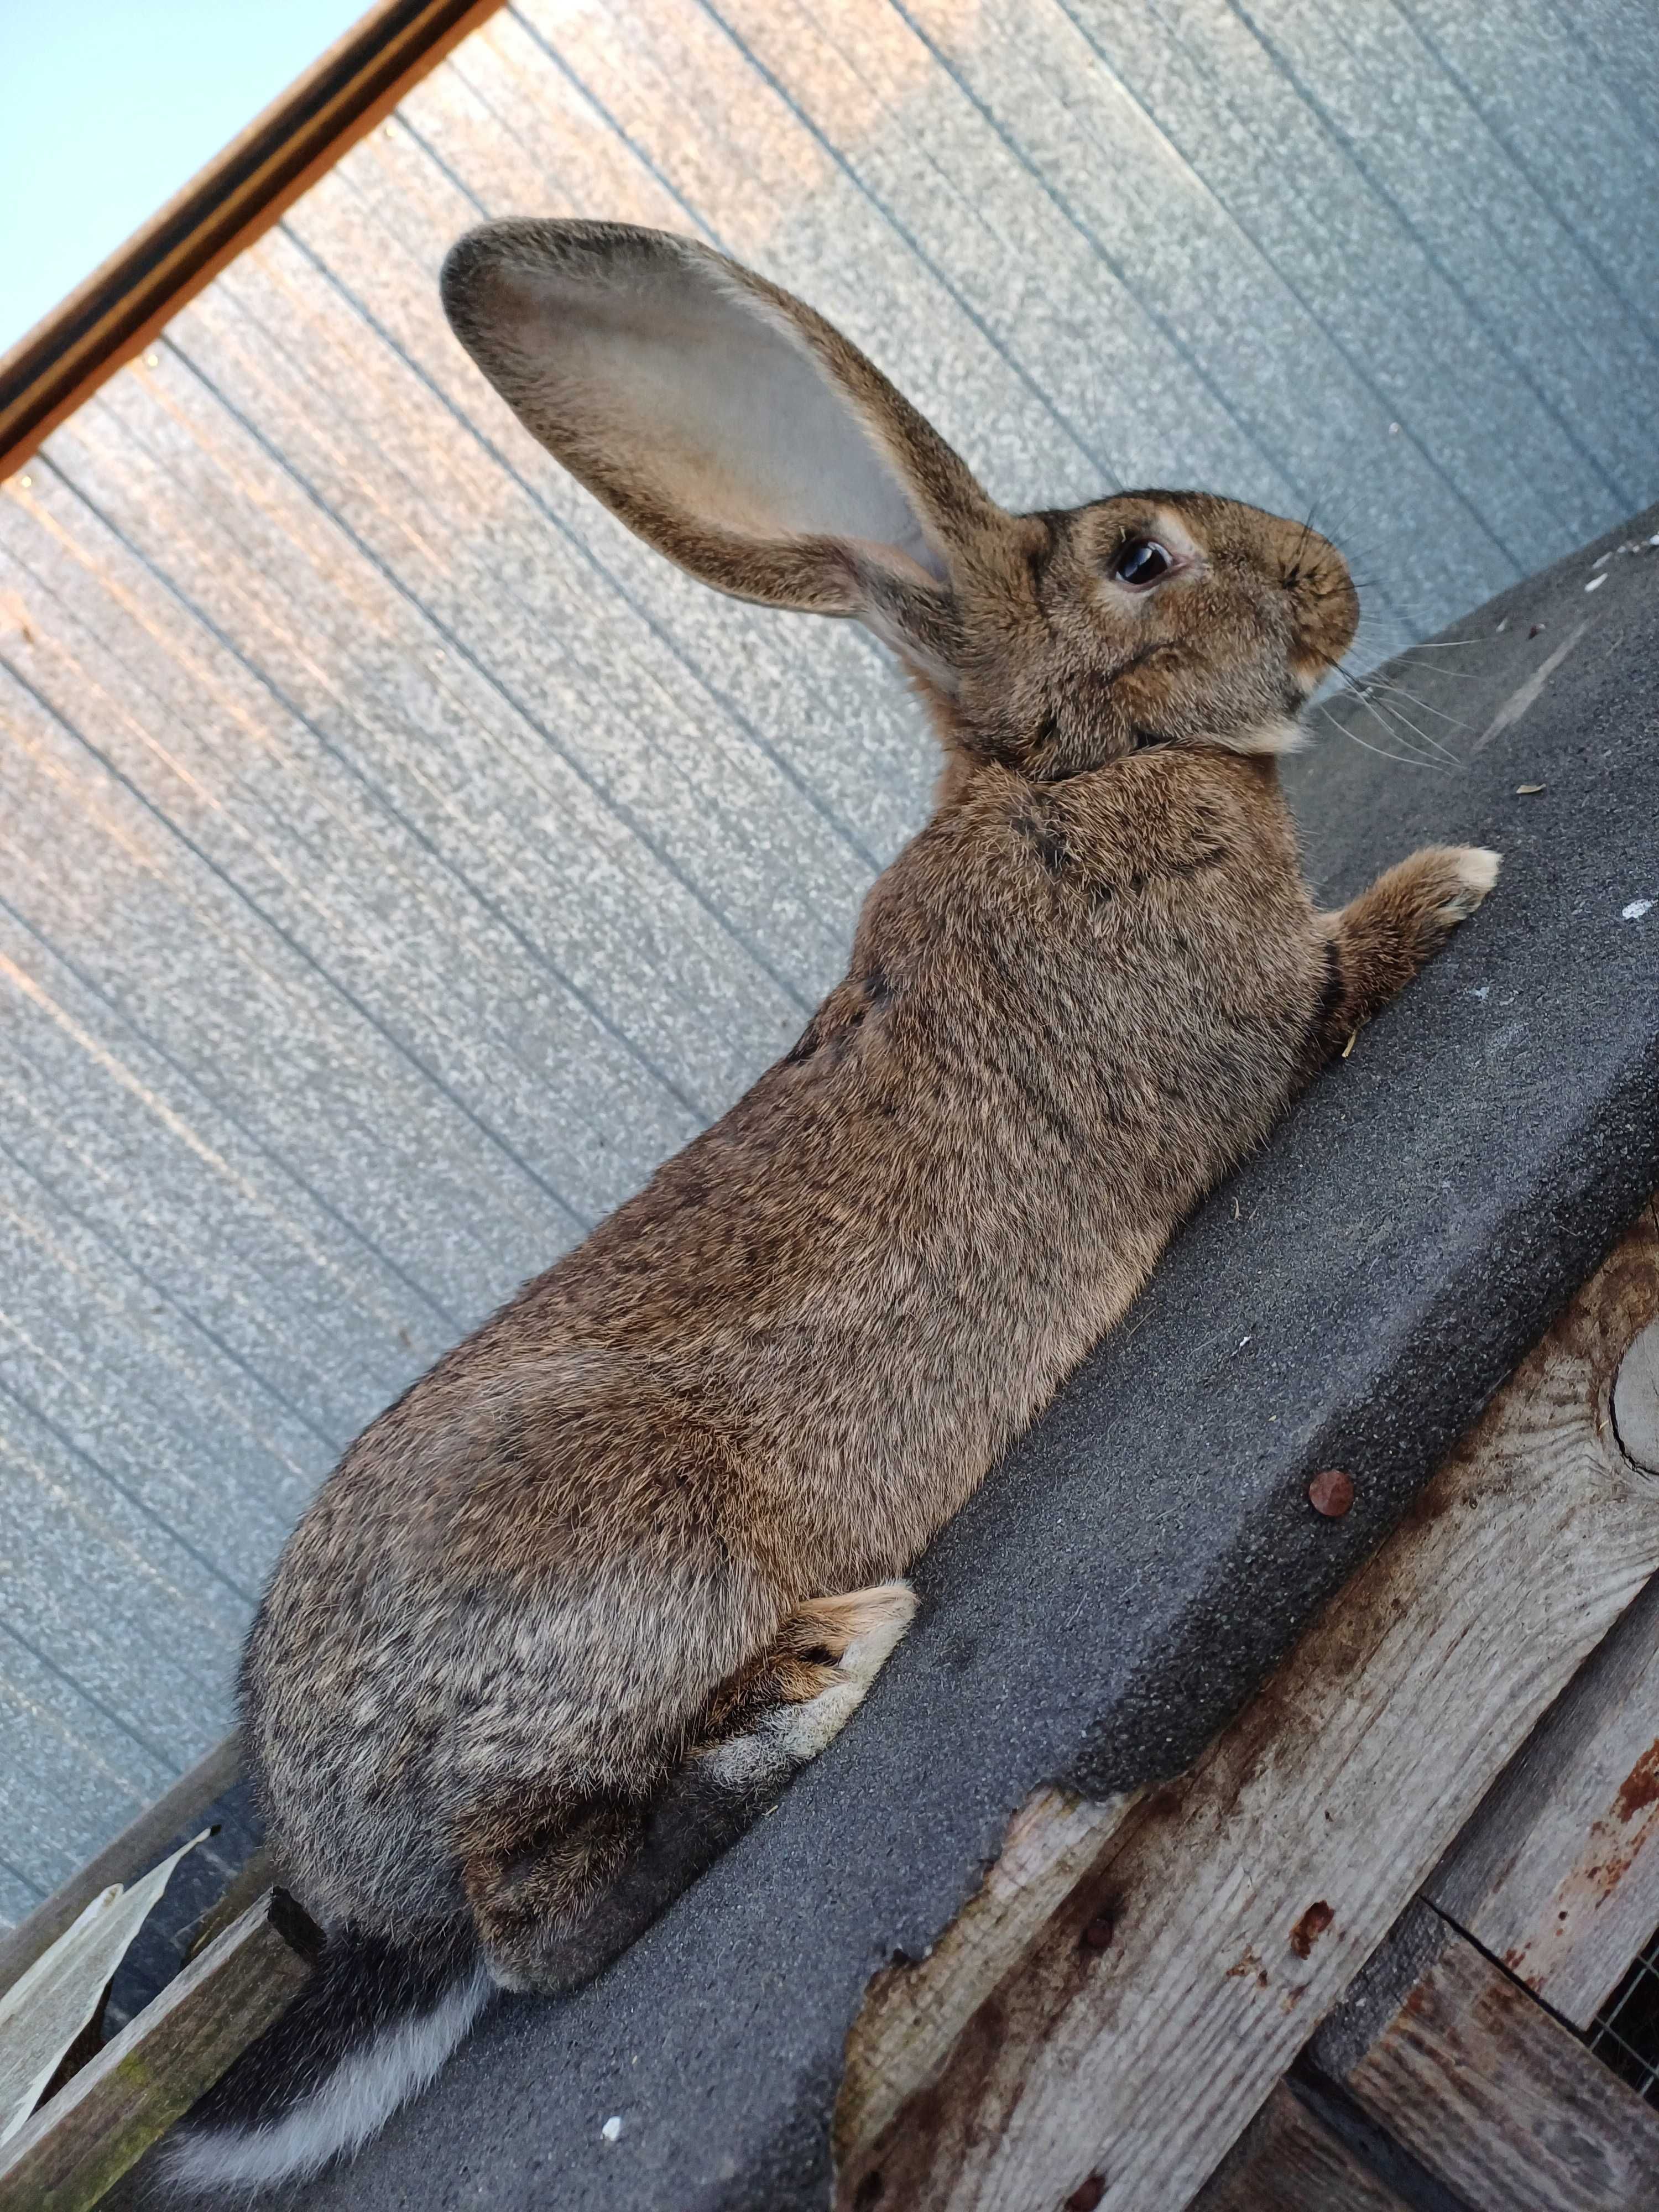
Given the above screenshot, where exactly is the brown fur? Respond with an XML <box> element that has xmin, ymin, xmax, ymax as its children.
<box><xmin>239</xmin><ymin>221</ymin><xmax>1499</xmax><ymax>2000</ymax></box>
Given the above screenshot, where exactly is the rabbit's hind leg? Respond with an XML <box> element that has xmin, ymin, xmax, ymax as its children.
<box><xmin>456</xmin><ymin>1786</ymin><xmax>648</xmax><ymax>1992</ymax></box>
<box><xmin>695</xmin><ymin>1579</ymin><xmax>917</xmax><ymax>1791</ymax></box>
<box><xmin>457</xmin><ymin>1583</ymin><xmax>916</xmax><ymax>1995</ymax></box>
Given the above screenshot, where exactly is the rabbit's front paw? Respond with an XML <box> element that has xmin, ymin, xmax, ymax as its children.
<box><xmin>1433</xmin><ymin>844</ymin><xmax>1502</xmax><ymax>924</ymax></box>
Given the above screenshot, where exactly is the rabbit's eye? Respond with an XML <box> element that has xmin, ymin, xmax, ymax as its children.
<box><xmin>1112</xmin><ymin>538</ymin><xmax>1173</xmax><ymax>588</ymax></box>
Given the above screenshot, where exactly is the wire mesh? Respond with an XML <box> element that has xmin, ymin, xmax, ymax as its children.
<box><xmin>1585</xmin><ymin>1921</ymin><xmax>1659</xmax><ymax>2107</ymax></box>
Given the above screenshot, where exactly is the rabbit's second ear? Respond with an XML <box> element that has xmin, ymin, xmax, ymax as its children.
<box><xmin>441</xmin><ymin>219</ymin><xmax>1001</xmax><ymax>686</ymax></box>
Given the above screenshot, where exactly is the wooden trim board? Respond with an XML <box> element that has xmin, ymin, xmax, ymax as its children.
<box><xmin>0</xmin><ymin>0</ymin><xmax>505</xmax><ymax>478</ymax></box>
<box><xmin>0</xmin><ymin>1892</ymin><xmax>311</xmax><ymax>2212</ymax></box>
<box><xmin>1329</xmin><ymin>1908</ymin><xmax>1659</xmax><ymax>2211</ymax></box>
<box><xmin>1190</xmin><ymin>2081</ymin><xmax>1415</xmax><ymax>2212</ymax></box>
<box><xmin>832</xmin><ymin>1204</ymin><xmax>1659</xmax><ymax>2211</ymax></box>
<box><xmin>1426</xmin><ymin>1564</ymin><xmax>1659</xmax><ymax>2029</ymax></box>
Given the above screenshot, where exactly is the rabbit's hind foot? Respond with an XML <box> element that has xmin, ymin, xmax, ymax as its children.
<box><xmin>458</xmin><ymin>1583</ymin><xmax>916</xmax><ymax>1995</ymax></box>
<box><xmin>696</xmin><ymin>1580</ymin><xmax>917</xmax><ymax>1791</ymax></box>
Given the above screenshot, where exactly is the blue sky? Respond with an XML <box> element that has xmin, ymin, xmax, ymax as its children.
<box><xmin>1</xmin><ymin>0</ymin><xmax>371</xmax><ymax>358</ymax></box>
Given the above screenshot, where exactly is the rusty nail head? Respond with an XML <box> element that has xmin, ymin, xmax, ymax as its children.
<box><xmin>1309</xmin><ymin>1468</ymin><xmax>1355</xmax><ymax>1517</ymax></box>
<box><xmin>1078</xmin><ymin>1909</ymin><xmax>1115</xmax><ymax>1953</ymax></box>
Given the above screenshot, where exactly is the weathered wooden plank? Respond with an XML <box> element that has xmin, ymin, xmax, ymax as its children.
<box><xmin>1339</xmin><ymin>1913</ymin><xmax>1659</xmax><ymax>2211</ymax></box>
<box><xmin>1616</xmin><ymin>1312</ymin><xmax>1659</xmax><ymax>1474</ymax></box>
<box><xmin>1427</xmin><ymin>1562</ymin><xmax>1659</xmax><ymax>2028</ymax></box>
<box><xmin>0</xmin><ymin>1830</ymin><xmax>207</xmax><ymax>2146</ymax></box>
<box><xmin>837</xmin><ymin>1786</ymin><xmax>1140</xmax><ymax>2157</ymax></box>
<box><xmin>832</xmin><ymin>1206</ymin><xmax>1659</xmax><ymax>2211</ymax></box>
<box><xmin>0</xmin><ymin>1893</ymin><xmax>311</xmax><ymax>2212</ymax></box>
<box><xmin>1190</xmin><ymin>2081</ymin><xmax>1413</xmax><ymax>2212</ymax></box>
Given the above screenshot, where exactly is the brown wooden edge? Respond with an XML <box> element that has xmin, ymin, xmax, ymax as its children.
<box><xmin>831</xmin><ymin>1201</ymin><xmax>1659</xmax><ymax>2209</ymax></box>
<box><xmin>0</xmin><ymin>0</ymin><xmax>506</xmax><ymax>481</ymax></box>
<box><xmin>0</xmin><ymin>1735</ymin><xmax>239</xmax><ymax>1997</ymax></box>
<box><xmin>1314</xmin><ymin>1903</ymin><xmax>1659</xmax><ymax>2211</ymax></box>
<box><xmin>0</xmin><ymin>1891</ymin><xmax>315</xmax><ymax>2212</ymax></box>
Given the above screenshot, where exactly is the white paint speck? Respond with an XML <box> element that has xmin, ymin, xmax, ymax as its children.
<box><xmin>1238</xmin><ymin>1336</ymin><xmax>1251</xmax><ymax>1351</ymax></box>
<box><xmin>1585</xmin><ymin>573</ymin><xmax>1608</xmax><ymax>592</ymax></box>
<box><xmin>1470</xmin><ymin>985</ymin><xmax>1490</xmax><ymax>1001</ymax></box>
<box><xmin>1650</xmin><ymin>534</ymin><xmax>1659</xmax><ymax>547</ymax></box>
<box><xmin>1387</xmin><ymin>421</ymin><xmax>1401</xmax><ymax>435</ymax></box>
<box><xmin>1593</xmin><ymin>550</ymin><xmax>1613</xmax><ymax>569</ymax></box>
<box><xmin>1623</xmin><ymin>899</ymin><xmax>1654</xmax><ymax>922</ymax></box>
<box><xmin>602</xmin><ymin>2115</ymin><xmax>623</xmax><ymax>2143</ymax></box>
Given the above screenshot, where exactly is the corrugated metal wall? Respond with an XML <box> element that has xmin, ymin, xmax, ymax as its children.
<box><xmin>2</xmin><ymin>0</ymin><xmax>1655</xmax><ymax>1921</ymax></box>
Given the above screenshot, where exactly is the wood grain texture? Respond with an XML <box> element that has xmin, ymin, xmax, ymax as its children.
<box><xmin>1427</xmin><ymin>1563</ymin><xmax>1659</xmax><ymax>2028</ymax></box>
<box><xmin>0</xmin><ymin>1893</ymin><xmax>310</xmax><ymax>2212</ymax></box>
<box><xmin>1615</xmin><ymin>1313</ymin><xmax>1659</xmax><ymax>1473</ymax></box>
<box><xmin>1344</xmin><ymin>1921</ymin><xmax>1659</xmax><ymax>2212</ymax></box>
<box><xmin>1190</xmin><ymin>2083</ymin><xmax>1413</xmax><ymax>2212</ymax></box>
<box><xmin>837</xmin><ymin>1786</ymin><xmax>1139</xmax><ymax>2156</ymax></box>
<box><xmin>832</xmin><ymin>1207</ymin><xmax>1659</xmax><ymax>2212</ymax></box>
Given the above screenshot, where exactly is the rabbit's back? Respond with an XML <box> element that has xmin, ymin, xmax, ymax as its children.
<box><xmin>246</xmin><ymin>750</ymin><xmax>1323</xmax><ymax>1932</ymax></box>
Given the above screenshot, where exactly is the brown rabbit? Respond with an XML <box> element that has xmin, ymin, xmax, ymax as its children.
<box><xmin>169</xmin><ymin>219</ymin><xmax>1498</xmax><ymax>2193</ymax></box>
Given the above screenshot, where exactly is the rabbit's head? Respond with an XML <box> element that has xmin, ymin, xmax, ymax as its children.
<box><xmin>441</xmin><ymin>221</ymin><xmax>1356</xmax><ymax>784</ymax></box>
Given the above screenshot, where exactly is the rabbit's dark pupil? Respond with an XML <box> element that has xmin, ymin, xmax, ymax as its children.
<box><xmin>1114</xmin><ymin>538</ymin><xmax>1171</xmax><ymax>587</ymax></box>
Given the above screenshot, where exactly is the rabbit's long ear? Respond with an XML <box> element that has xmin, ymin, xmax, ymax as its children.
<box><xmin>440</xmin><ymin>219</ymin><xmax>1001</xmax><ymax>685</ymax></box>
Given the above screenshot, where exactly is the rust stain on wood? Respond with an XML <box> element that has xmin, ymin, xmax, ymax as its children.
<box><xmin>830</xmin><ymin>1204</ymin><xmax>1659</xmax><ymax>2208</ymax></box>
<box><xmin>1613</xmin><ymin>1739</ymin><xmax>1659</xmax><ymax>1824</ymax></box>
<box><xmin>1290</xmin><ymin>1902</ymin><xmax>1335</xmax><ymax>1960</ymax></box>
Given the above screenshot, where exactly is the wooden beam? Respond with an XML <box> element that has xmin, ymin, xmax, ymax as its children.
<box><xmin>1190</xmin><ymin>2083</ymin><xmax>1413</xmax><ymax>2212</ymax></box>
<box><xmin>0</xmin><ymin>1892</ymin><xmax>312</xmax><ymax>2212</ymax></box>
<box><xmin>1615</xmin><ymin>1313</ymin><xmax>1659</xmax><ymax>1473</ymax></box>
<box><xmin>0</xmin><ymin>0</ymin><xmax>505</xmax><ymax>480</ymax></box>
<box><xmin>1333</xmin><ymin>1912</ymin><xmax>1659</xmax><ymax>2211</ymax></box>
<box><xmin>1427</xmin><ymin>1566</ymin><xmax>1659</xmax><ymax>2027</ymax></box>
<box><xmin>832</xmin><ymin>1203</ymin><xmax>1659</xmax><ymax>2212</ymax></box>
<box><xmin>837</xmin><ymin>1785</ymin><xmax>1140</xmax><ymax>2158</ymax></box>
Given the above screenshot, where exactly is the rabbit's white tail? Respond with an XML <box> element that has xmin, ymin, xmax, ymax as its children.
<box><xmin>165</xmin><ymin>1919</ymin><xmax>490</xmax><ymax>2194</ymax></box>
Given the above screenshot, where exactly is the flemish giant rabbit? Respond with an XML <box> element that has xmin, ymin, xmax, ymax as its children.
<box><xmin>171</xmin><ymin>220</ymin><xmax>1497</xmax><ymax>2192</ymax></box>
